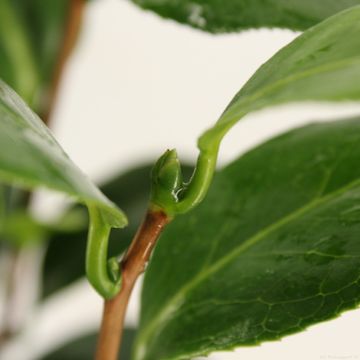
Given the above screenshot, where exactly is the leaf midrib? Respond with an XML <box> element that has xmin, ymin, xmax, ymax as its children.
<box><xmin>221</xmin><ymin>55</ymin><xmax>360</xmax><ymax>125</ymax></box>
<box><xmin>135</xmin><ymin>176</ymin><xmax>360</xmax><ymax>358</ymax></box>
<box><xmin>200</xmin><ymin>56</ymin><xmax>360</xmax><ymax>150</ymax></box>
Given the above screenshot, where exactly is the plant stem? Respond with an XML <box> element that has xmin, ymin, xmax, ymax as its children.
<box><xmin>41</xmin><ymin>0</ymin><xmax>85</xmax><ymax>125</ymax></box>
<box><xmin>95</xmin><ymin>210</ymin><xmax>170</xmax><ymax>360</ymax></box>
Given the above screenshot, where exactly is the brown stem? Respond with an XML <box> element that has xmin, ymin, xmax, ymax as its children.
<box><xmin>95</xmin><ymin>210</ymin><xmax>170</xmax><ymax>360</ymax></box>
<box><xmin>41</xmin><ymin>0</ymin><xmax>86</xmax><ymax>125</ymax></box>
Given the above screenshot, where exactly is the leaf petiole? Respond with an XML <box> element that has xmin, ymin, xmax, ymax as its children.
<box><xmin>86</xmin><ymin>205</ymin><xmax>122</xmax><ymax>300</ymax></box>
<box><xmin>150</xmin><ymin>141</ymin><xmax>220</xmax><ymax>217</ymax></box>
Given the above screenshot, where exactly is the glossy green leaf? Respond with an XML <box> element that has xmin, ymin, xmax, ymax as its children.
<box><xmin>149</xmin><ymin>6</ymin><xmax>360</xmax><ymax>218</ymax></box>
<box><xmin>130</xmin><ymin>0</ymin><xmax>360</xmax><ymax>33</ymax></box>
<box><xmin>0</xmin><ymin>78</ymin><xmax>127</xmax><ymax>297</ymax></box>
<box><xmin>0</xmin><ymin>79</ymin><xmax>126</xmax><ymax>227</ymax></box>
<box><xmin>199</xmin><ymin>5</ymin><xmax>360</xmax><ymax>151</ymax></box>
<box><xmin>135</xmin><ymin>117</ymin><xmax>360</xmax><ymax>360</ymax></box>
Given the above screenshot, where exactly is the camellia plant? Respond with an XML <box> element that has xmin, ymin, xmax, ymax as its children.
<box><xmin>1</xmin><ymin>1</ymin><xmax>360</xmax><ymax>359</ymax></box>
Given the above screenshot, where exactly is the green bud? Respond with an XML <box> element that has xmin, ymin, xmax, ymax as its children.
<box><xmin>150</xmin><ymin>149</ymin><xmax>183</xmax><ymax>214</ymax></box>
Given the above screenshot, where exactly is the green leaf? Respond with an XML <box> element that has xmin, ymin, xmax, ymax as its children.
<box><xmin>0</xmin><ymin>210</ymin><xmax>49</xmax><ymax>248</ymax></box>
<box><xmin>149</xmin><ymin>6</ymin><xmax>360</xmax><ymax>218</ymax></box>
<box><xmin>0</xmin><ymin>79</ymin><xmax>126</xmax><ymax>227</ymax></box>
<box><xmin>135</xmin><ymin>117</ymin><xmax>360</xmax><ymax>360</ymax></box>
<box><xmin>41</xmin><ymin>328</ymin><xmax>137</xmax><ymax>360</ymax></box>
<box><xmin>0</xmin><ymin>78</ymin><xmax>127</xmax><ymax>297</ymax></box>
<box><xmin>199</xmin><ymin>5</ymin><xmax>360</xmax><ymax>151</ymax></box>
<box><xmin>130</xmin><ymin>0</ymin><xmax>360</xmax><ymax>33</ymax></box>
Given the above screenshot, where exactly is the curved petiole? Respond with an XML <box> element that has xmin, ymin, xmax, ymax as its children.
<box><xmin>87</xmin><ymin>133</ymin><xmax>221</xmax><ymax>300</ymax></box>
<box><xmin>86</xmin><ymin>205</ymin><xmax>122</xmax><ymax>300</ymax></box>
<box><xmin>150</xmin><ymin>139</ymin><xmax>220</xmax><ymax>217</ymax></box>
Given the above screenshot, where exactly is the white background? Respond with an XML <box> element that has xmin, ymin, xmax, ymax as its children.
<box><xmin>3</xmin><ymin>0</ymin><xmax>360</xmax><ymax>359</ymax></box>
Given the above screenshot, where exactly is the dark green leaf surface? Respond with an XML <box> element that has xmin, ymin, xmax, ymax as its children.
<box><xmin>42</xmin><ymin>328</ymin><xmax>136</xmax><ymax>360</ymax></box>
<box><xmin>42</xmin><ymin>164</ymin><xmax>194</xmax><ymax>297</ymax></box>
<box><xmin>199</xmin><ymin>6</ymin><xmax>360</xmax><ymax>151</ymax></box>
<box><xmin>130</xmin><ymin>0</ymin><xmax>360</xmax><ymax>33</ymax></box>
<box><xmin>135</xmin><ymin>118</ymin><xmax>360</xmax><ymax>360</ymax></box>
<box><xmin>0</xmin><ymin>79</ymin><xmax>126</xmax><ymax>228</ymax></box>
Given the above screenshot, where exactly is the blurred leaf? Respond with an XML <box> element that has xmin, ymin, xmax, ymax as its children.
<box><xmin>0</xmin><ymin>207</ymin><xmax>86</xmax><ymax>248</ymax></box>
<box><xmin>41</xmin><ymin>328</ymin><xmax>137</xmax><ymax>360</ymax></box>
<box><xmin>130</xmin><ymin>0</ymin><xmax>360</xmax><ymax>33</ymax></box>
<box><xmin>0</xmin><ymin>0</ymin><xmax>40</xmax><ymax>106</ymax></box>
<box><xmin>0</xmin><ymin>185</ymin><xmax>4</xmax><ymax>226</ymax></box>
<box><xmin>47</xmin><ymin>207</ymin><xmax>88</xmax><ymax>234</ymax></box>
<box><xmin>1</xmin><ymin>211</ymin><xmax>48</xmax><ymax>248</ymax></box>
<box><xmin>199</xmin><ymin>6</ymin><xmax>360</xmax><ymax>151</ymax></box>
<box><xmin>12</xmin><ymin>0</ymin><xmax>70</xmax><ymax>85</ymax></box>
<box><xmin>135</xmin><ymin>117</ymin><xmax>360</xmax><ymax>360</ymax></box>
<box><xmin>0</xmin><ymin>0</ymin><xmax>71</xmax><ymax>109</ymax></box>
<box><xmin>42</xmin><ymin>163</ymin><xmax>194</xmax><ymax>297</ymax></box>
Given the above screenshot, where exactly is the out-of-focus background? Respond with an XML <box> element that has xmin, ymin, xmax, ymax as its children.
<box><xmin>1</xmin><ymin>0</ymin><xmax>360</xmax><ymax>359</ymax></box>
